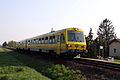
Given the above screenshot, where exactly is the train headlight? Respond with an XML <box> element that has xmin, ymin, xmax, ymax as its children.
<box><xmin>67</xmin><ymin>44</ymin><xmax>72</xmax><ymax>47</ymax></box>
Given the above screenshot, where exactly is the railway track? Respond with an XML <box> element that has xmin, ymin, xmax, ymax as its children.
<box><xmin>73</xmin><ymin>58</ymin><xmax>120</xmax><ymax>72</ymax></box>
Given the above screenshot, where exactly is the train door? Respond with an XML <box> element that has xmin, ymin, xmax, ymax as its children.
<box><xmin>60</xmin><ymin>33</ymin><xmax>66</xmax><ymax>50</ymax></box>
<box><xmin>56</xmin><ymin>35</ymin><xmax>61</xmax><ymax>55</ymax></box>
<box><xmin>25</xmin><ymin>40</ymin><xmax>27</xmax><ymax>49</ymax></box>
<box><xmin>56</xmin><ymin>33</ymin><xmax>65</xmax><ymax>55</ymax></box>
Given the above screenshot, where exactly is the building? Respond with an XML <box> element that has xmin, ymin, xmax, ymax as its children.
<box><xmin>109</xmin><ymin>39</ymin><xmax>120</xmax><ymax>57</ymax></box>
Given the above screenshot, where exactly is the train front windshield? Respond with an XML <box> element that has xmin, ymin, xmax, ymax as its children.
<box><xmin>68</xmin><ymin>30</ymin><xmax>84</xmax><ymax>42</ymax></box>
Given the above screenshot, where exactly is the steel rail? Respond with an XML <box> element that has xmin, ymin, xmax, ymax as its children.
<box><xmin>74</xmin><ymin>58</ymin><xmax>120</xmax><ymax>72</ymax></box>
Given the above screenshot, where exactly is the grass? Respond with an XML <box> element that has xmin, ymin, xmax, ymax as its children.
<box><xmin>113</xmin><ymin>60</ymin><xmax>120</xmax><ymax>63</ymax></box>
<box><xmin>0</xmin><ymin>51</ymin><xmax>23</xmax><ymax>67</ymax></box>
<box><xmin>11</xmin><ymin>51</ymin><xmax>86</xmax><ymax>80</ymax></box>
<box><xmin>0</xmin><ymin>48</ymin><xmax>86</xmax><ymax>80</ymax></box>
<box><xmin>0</xmin><ymin>48</ymin><xmax>51</xmax><ymax>80</ymax></box>
<box><xmin>0</xmin><ymin>66</ymin><xmax>50</xmax><ymax>80</ymax></box>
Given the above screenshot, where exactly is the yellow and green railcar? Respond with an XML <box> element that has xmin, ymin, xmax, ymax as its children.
<box><xmin>16</xmin><ymin>28</ymin><xmax>87</xmax><ymax>57</ymax></box>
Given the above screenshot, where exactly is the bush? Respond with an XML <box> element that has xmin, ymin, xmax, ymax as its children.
<box><xmin>41</xmin><ymin>64</ymin><xmax>86</xmax><ymax>80</ymax></box>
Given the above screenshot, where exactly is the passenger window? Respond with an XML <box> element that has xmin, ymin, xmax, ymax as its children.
<box><xmin>32</xmin><ymin>40</ymin><xmax>34</xmax><ymax>44</ymax></box>
<box><xmin>53</xmin><ymin>36</ymin><xmax>55</xmax><ymax>39</ymax></box>
<box><xmin>36</xmin><ymin>39</ymin><xmax>38</xmax><ymax>44</ymax></box>
<box><xmin>42</xmin><ymin>38</ymin><xmax>44</xmax><ymax>44</ymax></box>
<box><xmin>53</xmin><ymin>36</ymin><xmax>55</xmax><ymax>44</ymax></box>
<box><xmin>39</xmin><ymin>38</ymin><xmax>41</xmax><ymax>44</ymax></box>
<box><xmin>55</xmin><ymin>35</ymin><xmax>58</xmax><ymax>43</ymax></box>
<box><xmin>28</xmin><ymin>40</ymin><xmax>30</xmax><ymax>45</ymax></box>
<box><xmin>60</xmin><ymin>34</ymin><xmax>65</xmax><ymax>43</ymax></box>
<box><xmin>57</xmin><ymin>35</ymin><xmax>60</xmax><ymax>42</ymax></box>
<box><xmin>49</xmin><ymin>36</ymin><xmax>52</xmax><ymax>44</ymax></box>
<box><xmin>45</xmin><ymin>37</ymin><xmax>48</xmax><ymax>44</ymax></box>
<box><xmin>31</xmin><ymin>40</ymin><xmax>33</xmax><ymax>44</ymax></box>
<box><xmin>33</xmin><ymin>39</ymin><xmax>35</xmax><ymax>44</ymax></box>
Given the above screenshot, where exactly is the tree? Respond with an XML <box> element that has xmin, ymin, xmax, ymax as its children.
<box><xmin>86</xmin><ymin>28</ymin><xmax>97</xmax><ymax>58</ymax></box>
<box><xmin>97</xmin><ymin>18</ymin><xmax>117</xmax><ymax>57</ymax></box>
<box><xmin>8</xmin><ymin>41</ymin><xmax>16</xmax><ymax>48</ymax></box>
<box><xmin>2</xmin><ymin>42</ymin><xmax>8</xmax><ymax>47</ymax></box>
<box><xmin>87</xmin><ymin>28</ymin><xmax>93</xmax><ymax>42</ymax></box>
<box><xmin>94</xmin><ymin>37</ymin><xmax>99</xmax><ymax>56</ymax></box>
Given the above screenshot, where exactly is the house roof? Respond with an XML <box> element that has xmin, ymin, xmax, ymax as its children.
<box><xmin>109</xmin><ymin>39</ymin><xmax>120</xmax><ymax>45</ymax></box>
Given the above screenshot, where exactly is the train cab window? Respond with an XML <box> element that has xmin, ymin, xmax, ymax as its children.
<box><xmin>60</xmin><ymin>34</ymin><xmax>65</xmax><ymax>43</ymax></box>
<box><xmin>68</xmin><ymin>30</ymin><xmax>84</xmax><ymax>42</ymax></box>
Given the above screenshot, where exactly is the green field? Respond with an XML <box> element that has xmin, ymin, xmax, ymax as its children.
<box><xmin>0</xmin><ymin>48</ymin><xmax>50</xmax><ymax>80</ymax></box>
<box><xmin>0</xmin><ymin>48</ymin><xmax>86</xmax><ymax>80</ymax></box>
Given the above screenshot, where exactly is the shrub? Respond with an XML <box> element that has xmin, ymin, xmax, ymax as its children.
<box><xmin>41</xmin><ymin>64</ymin><xmax>86</xmax><ymax>80</ymax></box>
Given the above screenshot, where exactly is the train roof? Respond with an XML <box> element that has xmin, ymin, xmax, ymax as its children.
<box><xmin>17</xmin><ymin>27</ymin><xmax>84</xmax><ymax>42</ymax></box>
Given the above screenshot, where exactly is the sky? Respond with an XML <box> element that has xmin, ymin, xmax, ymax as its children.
<box><xmin>0</xmin><ymin>0</ymin><xmax>120</xmax><ymax>45</ymax></box>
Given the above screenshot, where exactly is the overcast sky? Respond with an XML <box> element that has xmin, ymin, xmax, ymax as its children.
<box><xmin>0</xmin><ymin>0</ymin><xmax>120</xmax><ymax>45</ymax></box>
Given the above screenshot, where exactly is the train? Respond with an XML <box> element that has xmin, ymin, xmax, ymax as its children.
<box><xmin>16</xmin><ymin>28</ymin><xmax>87</xmax><ymax>57</ymax></box>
